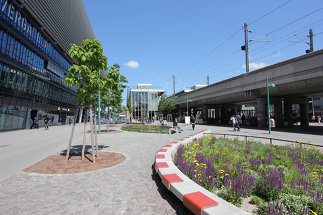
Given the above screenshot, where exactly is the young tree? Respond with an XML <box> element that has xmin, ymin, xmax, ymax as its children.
<box><xmin>64</xmin><ymin>39</ymin><xmax>127</xmax><ymax>162</ymax></box>
<box><xmin>101</xmin><ymin>64</ymin><xmax>127</xmax><ymax>129</ymax></box>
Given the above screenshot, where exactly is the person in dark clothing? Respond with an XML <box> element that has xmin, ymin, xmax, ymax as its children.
<box><xmin>236</xmin><ymin>112</ymin><xmax>241</xmax><ymax>131</ymax></box>
<box><xmin>191</xmin><ymin>115</ymin><xmax>196</xmax><ymax>130</ymax></box>
<box><xmin>44</xmin><ymin>116</ymin><xmax>49</xmax><ymax>130</ymax></box>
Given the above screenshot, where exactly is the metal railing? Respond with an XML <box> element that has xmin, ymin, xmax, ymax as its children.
<box><xmin>203</xmin><ymin>132</ymin><xmax>322</xmax><ymax>148</ymax></box>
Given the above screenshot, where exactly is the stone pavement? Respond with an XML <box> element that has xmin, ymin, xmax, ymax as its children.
<box><xmin>0</xmin><ymin>123</ymin><xmax>196</xmax><ymax>215</ymax></box>
<box><xmin>0</xmin><ymin>123</ymin><xmax>322</xmax><ymax>214</ymax></box>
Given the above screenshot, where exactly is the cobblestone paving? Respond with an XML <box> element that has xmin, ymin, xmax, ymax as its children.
<box><xmin>0</xmin><ymin>125</ymin><xmax>196</xmax><ymax>215</ymax></box>
<box><xmin>1</xmin><ymin>123</ymin><xmax>321</xmax><ymax>215</ymax></box>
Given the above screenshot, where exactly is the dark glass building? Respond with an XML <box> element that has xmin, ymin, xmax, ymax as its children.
<box><xmin>0</xmin><ymin>0</ymin><xmax>94</xmax><ymax>131</ymax></box>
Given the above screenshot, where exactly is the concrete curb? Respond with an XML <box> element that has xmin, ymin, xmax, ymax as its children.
<box><xmin>154</xmin><ymin>129</ymin><xmax>251</xmax><ymax>215</ymax></box>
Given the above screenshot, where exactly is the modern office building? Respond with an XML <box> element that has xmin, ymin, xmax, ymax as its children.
<box><xmin>128</xmin><ymin>84</ymin><xmax>164</xmax><ymax>120</ymax></box>
<box><xmin>0</xmin><ymin>0</ymin><xmax>94</xmax><ymax>131</ymax></box>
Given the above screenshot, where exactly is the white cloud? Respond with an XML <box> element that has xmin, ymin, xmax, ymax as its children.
<box><xmin>242</xmin><ymin>62</ymin><xmax>268</xmax><ymax>70</ymax></box>
<box><xmin>125</xmin><ymin>60</ymin><xmax>139</xmax><ymax>69</ymax></box>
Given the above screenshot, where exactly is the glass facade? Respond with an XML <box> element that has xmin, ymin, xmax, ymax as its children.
<box><xmin>0</xmin><ymin>0</ymin><xmax>78</xmax><ymax>131</ymax></box>
<box><xmin>129</xmin><ymin>84</ymin><xmax>164</xmax><ymax>120</ymax></box>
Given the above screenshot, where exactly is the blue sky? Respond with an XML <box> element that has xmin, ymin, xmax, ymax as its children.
<box><xmin>83</xmin><ymin>0</ymin><xmax>323</xmax><ymax>100</ymax></box>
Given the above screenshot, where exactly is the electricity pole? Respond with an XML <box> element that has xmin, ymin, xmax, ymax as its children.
<box><xmin>309</xmin><ymin>29</ymin><xmax>313</xmax><ymax>52</ymax></box>
<box><xmin>207</xmin><ymin>75</ymin><xmax>209</xmax><ymax>85</ymax></box>
<box><xmin>243</xmin><ymin>22</ymin><xmax>249</xmax><ymax>73</ymax></box>
<box><xmin>173</xmin><ymin>74</ymin><xmax>175</xmax><ymax>96</ymax></box>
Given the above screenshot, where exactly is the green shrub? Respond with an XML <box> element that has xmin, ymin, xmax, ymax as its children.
<box><xmin>250</xmin><ymin>196</ymin><xmax>262</xmax><ymax>206</ymax></box>
<box><xmin>280</xmin><ymin>193</ymin><xmax>312</xmax><ymax>215</ymax></box>
<box><xmin>218</xmin><ymin>189</ymin><xmax>242</xmax><ymax>207</ymax></box>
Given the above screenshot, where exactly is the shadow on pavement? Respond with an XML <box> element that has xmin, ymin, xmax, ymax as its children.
<box><xmin>151</xmin><ymin>164</ymin><xmax>194</xmax><ymax>215</ymax></box>
<box><xmin>60</xmin><ymin>144</ymin><xmax>109</xmax><ymax>156</ymax></box>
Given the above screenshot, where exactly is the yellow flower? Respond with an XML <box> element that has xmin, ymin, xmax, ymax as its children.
<box><xmin>221</xmin><ymin>185</ymin><xmax>225</xmax><ymax>189</ymax></box>
<box><xmin>225</xmin><ymin>174</ymin><xmax>229</xmax><ymax>176</ymax></box>
<box><xmin>310</xmin><ymin>209</ymin><xmax>318</xmax><ymax>215</ymax></box>
<box><xmin>220</xmin><ymin>176</ymin><xmax>224</xmax><ymax>179</ymax></box>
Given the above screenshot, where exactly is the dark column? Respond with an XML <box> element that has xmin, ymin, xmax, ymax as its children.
<box><xmin>284</xmin><ymin>97</ymin><xmax>293</xmax><ymax>126</ymax></box>
<box><xmin>284</xmin><ymin>96</ymin><xmax>309</xmax><ymax>127</ymax></box>
<box><xmin>202</xmin><ymin>105</ymin><xmax>208</xmax><ymax>122</ymax></box>
<box><xmin>300</xmin><ymin>102</ymin><xmax>309</xmax><ymax>126</ymax></box>
<box><xmin>272</xmin><ymin>97</ymin><xmax>283</xmax><ymax>127</ymax></box>
<box><xmin>256</xmin><ymin>97</ymin><xmax>266</xmax><ymax>127</ymax></box>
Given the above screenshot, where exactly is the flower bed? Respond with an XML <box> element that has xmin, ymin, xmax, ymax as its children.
<box><xmin>121</xmin><ymin>124</ymin><xmax>170</xmax><ymax>134</ymax></box>
<box><xmin>175</xmin><ymin>136</ymin><xmax>322</xmax><ymax>215</ymax></box>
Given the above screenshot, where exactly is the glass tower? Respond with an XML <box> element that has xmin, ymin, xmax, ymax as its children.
<box><xmin>129</xmin><ymin>84</ymin><xmax>164</xmax><ymax>120</ymax></box>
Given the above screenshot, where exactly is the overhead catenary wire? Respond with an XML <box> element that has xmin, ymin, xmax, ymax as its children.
<box><xmin>171</xmin><ymin>5</ymin><xmax>323</xmax><ymax>94</ymax></box>
<box><xmin>193</xmin><ymin>18</ymin><xmax>323</xmax><ymax>84</ymax></box>
<box><xmin>248</xmin><ymin>0</ymin><xmax>294</xmax><ymax>26</ymax></box>
<box><xmin>172</xmin><ymin>0</ymin><xmax>297</xmax><ymax>83</ymax></box>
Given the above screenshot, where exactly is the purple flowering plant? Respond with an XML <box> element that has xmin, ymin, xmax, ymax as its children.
<box><xmin>174</xmin><ymin>135</ymin><xmax>323</xmax><ymax>214</ymax></box>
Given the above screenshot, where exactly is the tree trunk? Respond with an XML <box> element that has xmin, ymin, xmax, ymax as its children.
<box><xmin>65</xmin><ymin>108</ymin><xmax>79</xmax><ymax>161</ymax></box>
<box><xmin>94</xmin><ymin>109</ymin><xmax>99</xmax><ymax>157</ymax></box>
<box><xmin>89</xmin><ymin>106</ymin><xmax>96</xmax><ymax>163</ymax></box>
<box><xmin>107</xmin><ymin>107</ymin><xmax>110</xmax><ymax>132</ymax></box>
<box><xmin>81</xmin><ymin>108</ymin><xmax>88</xmax><ymax>161</ymax></box>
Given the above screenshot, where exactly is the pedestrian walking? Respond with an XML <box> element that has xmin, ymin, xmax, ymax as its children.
<box><xmin>191</xmin><ymin>115</ymin><xmax>196</xmax><ymax>130</ymax></box>
<box><xmin>236</xmin><ymin>112</ymin><xmax>241</xmax><ymax>131</ymax></box>
<box><xmin>318</xmin><ymin>115</ymin><xmax>321</xmax><ymax>125</ymax></box>
<box><xmin>30</xmin><ymin>118</ymin><xmax>34</xmax><ymax>129</ymax></box>
<box><xmin>44</xmin><ymin>116</ymin><xmax>49</xmax><ymax>130</ymax></box>
<box><xmin>34</xmin><ymin>117</ymin><xmax>39</xmax><ymax>129</ymax></box>
<box><xmin>68</xmin><ymin>118</ymin><xmax>72</xmax><ymax>126</ymax></box>
<box><xmin>231</xmin><ymin>115</ymin><xmax>236</xmax><ymax>131</ymax></box>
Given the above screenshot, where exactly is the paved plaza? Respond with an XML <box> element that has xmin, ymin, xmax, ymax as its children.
<box><xmin>0</xmin><ymin>123</ymin><xmax>322</xmax><ymax>214</ymax></box>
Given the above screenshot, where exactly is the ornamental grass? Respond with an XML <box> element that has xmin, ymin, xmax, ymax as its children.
<box><xmin>121</xmin><ymin>124</ymin><xmax>170</xmax><ymax>134</ymax></box>
<box><xmin>174</xmin><ymin>136</ymin><xmax>322</xmax><ymax>215</ymax></box>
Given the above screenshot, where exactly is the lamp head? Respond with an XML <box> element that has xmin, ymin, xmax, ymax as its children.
<box><xmin>269</xmin><ymin>84</ymin><xmax>275</xmax><ymax>87</ymax></box>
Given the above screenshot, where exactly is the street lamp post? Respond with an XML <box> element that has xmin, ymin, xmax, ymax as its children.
<box><xmin>266</xmin><ymin>77</ymin><xmax>275</xmax><ymax>134</ymax></box>
<box><xmin>186</xmin><ymin>97</ymin><xmax>192</xmax><ymax>117</ymax></box>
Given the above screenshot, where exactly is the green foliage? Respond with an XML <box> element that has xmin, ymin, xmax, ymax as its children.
<box><xmin>65</xmin><ymin>39</ymin><xmax>127</xmax><ymax>109</ymax></box>
<box><xmin>158</xmin><ymin>94</ymin><xmax>175</xmax><ymax>114</ymax></box>
<box><xmin>254</xmin><ymin>177</ymin><xmax>281</xmax><ymax>201</ymax></box>
<box><xmin>218</xmin><ymin>189</ymin><xmax>242</xmax><ymax>207</ymax></box>
<box><xmin>280</xmin><ymin>193</ymin><xmax>312</xmax><ymax>215</ymax></box>
<box><xmin>178</xmin><ymin>136</ymin><xmax>323</xmax><ymax>214</ymax></box>
<box><xmin>121</xmin><ymin>124</ymin><xmax>170</xmax><ymax>134</ymax></box>
<box><xmin>250</xmin><ymin>196</ymin><xmax>262</xmax><ymax>206</ymax></box>
<box><xmin>101</xmin><ymin>64</ymin><xmax>127</xmax><ymax>110</ymax></box>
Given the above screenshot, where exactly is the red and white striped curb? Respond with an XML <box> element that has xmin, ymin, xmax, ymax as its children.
<box><xmin>154</xmin><ymin>129</ymin><xmax>251</xmax><ymax>215</ymax></box>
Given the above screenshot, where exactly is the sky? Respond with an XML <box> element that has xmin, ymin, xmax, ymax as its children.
<box><xmin>83</xmin><ymin>0</ymin><xmax>323</xmax><ymax>101</ymax></box>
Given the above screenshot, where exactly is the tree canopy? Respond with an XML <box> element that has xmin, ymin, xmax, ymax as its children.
<box><xmin>158</xmin><ymin>94</ymin><xmax>175</xmax><ymax>114</ymax></box>
<box><xmin>65</xmin><ymin>39</ymin><xmax>127</xmax><ymax>109</ymax></box>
